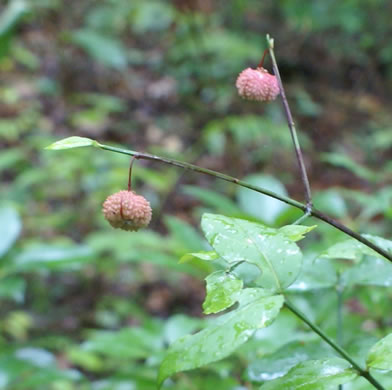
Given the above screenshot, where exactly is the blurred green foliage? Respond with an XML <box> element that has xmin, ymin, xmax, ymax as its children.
<box><xmin>1</xmin><ymin>0</ymin><xmax>392</xmax><ymax>388</ymax></box>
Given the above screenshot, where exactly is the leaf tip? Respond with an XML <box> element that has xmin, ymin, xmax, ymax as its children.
<box><xmin>44</xmin><ymin>136</ymin><xmax>101</xmax><ymax>151</ymax></box>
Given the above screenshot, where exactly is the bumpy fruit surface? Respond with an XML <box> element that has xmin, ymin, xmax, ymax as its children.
<box><xmin>236</xmin><ymin>67</ymin><xmax>280</xmax><ymax>101</ymax></box>
<box><xmin>102</xmin><ymin>190</ymin><xmax>152</xmax><ymax>231</ymax></box>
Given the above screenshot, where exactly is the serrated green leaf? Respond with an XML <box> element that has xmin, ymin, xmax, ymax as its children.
<box><xmin>45</xmin><ymin>136</ymin><xmax>100</xmax><ymax>150</ymax></box>
<box><xmin>201</xmin><ymin>214</ymin><xmax>303</xmax><ymax>291</ymax></box>
<box><xmin>203</xmin><ymin>271</ymin><xmax>243</xmax><ymax>314</ymax></box>
<box><xmin>259</xmin><ymin>358</ymin><xmax>357</xmax><ymax>389</ymax></box>
<box><xmin>367</xmin><ymin>333</ymin><xmax>392</xmax><ymax>370</ymax></box>
<box><xmin>0</xmin><ymin>206</ymin><xmax>22</xmax><ymax>257</ymax></box>
<box><xmin>278</xmin><ymin>225</ymin><xmax>317</xmax><ymax>242</ymax></box>
<box><xmin>179</xmin><ymin>251</ymin><xmax>219</xmax><ymax>264</ymax></box>
<box><xmin>158</xmin><ymin>289</ymin><xmax>284</xmax><ymax>386</ymax></box>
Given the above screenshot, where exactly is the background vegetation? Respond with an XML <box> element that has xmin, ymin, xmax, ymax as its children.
<box><xmin>1</xmin><ymin>0</ymin><xmax>392</xmax><ymax>389</ymax></box>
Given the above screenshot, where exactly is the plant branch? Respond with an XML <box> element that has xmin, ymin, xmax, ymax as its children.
<box><xmin>99</xmin><ymin>142</ymin><xmax>392</xmax><ymax>263</ymax></box>
<box><xmin>285</xmin><ymin>300</ymin><xmax>385</xmax><ymax>390</ymax></box>
<box><xmin>266</xmin><ymin>35</ymin><xmax>312</xmax><ymax>211</ymax></box>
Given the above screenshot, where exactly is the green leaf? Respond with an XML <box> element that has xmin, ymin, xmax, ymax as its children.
<box><xmin>182</xmin><ymin>185</ymin><xmax>243</xmax><ymax>215</ymax></box>
<box><xmin>259</xmin><ymin>358</ymin><xmax>357</xmax><ymax>389</ymax></box>
<box><xmin>83</xmin><ymin>327</ymin><xmax>162</xmax><ymax>360</ymax></box>
<box><xmin>130</xmin><ymin>2</ymin><xmax>174</xmax><ymax>34</ymax></box>
<box><xmin>201</xmin><ymin>214</ymin><xmax>303</xmax><ymax>290</ymax></box>
<box><xmin>0</xmin><ymin>0</ymin><xmax>28</xmax><ymax>60</ymax></box>
<box><xmin>343</xmin><ymin>257</ymin><xmax>392</xmax><ymax>287</ymax></box>
<box><xmin>163</xmin><ymin>315</ymin><xmax>205</xmax><ymax>345</ymax></box>
<box><xmin>289</xmin><ymin>255</ymin><xmax>337</xmax><ymax>291</ymax></box>
<box><xmin>0</xmin><ymin>0</ymin><xmax>29</xmax><ymax>45</ymax></box>
<box><xmin>203</xmin><ymin>271</ymin><xmax>243</xmax><ymax>314</ymax></box>
<box><xmin>179</xmin><ymin>251</ymin><xmax>219</xmax><ymax>264</ymax></box>
<box><xmin>278</xmin><ymin>225</ymin><xmax>317</xmax><ymax>242</ymax></box>
<box><xmin>313</xmin><ymin>189</ymin><xmax>348</xmax><ymax>219</ymax></box>
<box><xmin>45</xmin><ymin>136</ymin><xmax>100</xmax><ymax>150</ymax></box>
<box><xmin>158</xmin><ymin>289</ymin><xmax>284</xmax><ymax>386</ymax></box>
<box><xmin>237</xmin><ymin>174</ymin><xmax>289</xmax><ymax>224</ymax></box>
<box><xmin>71</xmin><ymin>30</ymin><xmax>128</xmax><ymax>69</ymax></box>
<box><xmin>164</xmin><ymin>216</ymin><xmax>205</xmax><ymax>252</ymax></box>
<box><xmin>362</xmin><ymin>234</ymin><xmax>392</xmax><ymax>256</ymax></box>
<box><xmin>247</xmin><ymin>340</ymin><xmax>334</xmax><ymax>382</ymax></box>
<box><xmin>321</xmin><ymin>234</ymin><xmax>392</xmax><ymax>264</ymax></box>
<box><xmin>321</xmin><ymin>239</ymin><xmax>375</xmax><ymax>262</ymax></box>
<box><xmin>321</xmin><ymin>153</ymin><xmax>380</xmax><ymax>183</ymax></box>
<box><xmin>0</xmin><ymin>206</ymin><xmax>22</xmax><ymax>257</ymax></box>
<box><xmin>11</xmin><ymin>245</ymin><xmax>93</xmax><ymax>271</ymax></box>
<box><xmin>367</xmin><ymin>333</ymin><xmax>392</xmax><ymax>370</ymax></box>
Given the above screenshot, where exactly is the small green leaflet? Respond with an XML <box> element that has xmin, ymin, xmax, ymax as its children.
<box><xmin>179</xmin><ymin>251</ymin><xmax>219</xmax><ymax>263</ymax></box>
<box><xmin>158</xmin><ymin>288</ymin><xmax>284</xmax><ymax>387</ymax></box>
<box><xmin>259</xmin><ymin>358</ymin><xmax>357</xmax><ymax>389</ymax></box>
<box><xmin>45</xmin><ymin>136</ymin><xmax>101</xmax><ymax>150</ymax></box>
<box><xmin>367</xmin><ymin>333</ymin><xmax>392</xmax><ymax>371</ymax></box>
<box><xmin>203</xmin><ymin>271</ymin><xmax>243</xmax><ymax>314</ymax></box>
<box><xmin>278</xmin><ymin>225</ymin><xmax>316</xmax><ymax>242</ymax></box>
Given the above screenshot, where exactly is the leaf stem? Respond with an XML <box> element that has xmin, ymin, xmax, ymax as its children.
<box><xmin>267</xmin><ymin>34</ymin><xmax>312</xmax><ymax>211</ymax></box>
<box><xmin>284</xmin><ymin>300</ymin><xmax>385</xmax><ymax>390</ymax></box>
<box><xmin>99</xmin><ymin>143</ymin><xmax>392</xmax><ymax>264</ymax></box>
<box><xmin>128</xmin><ymin>156</ymin><xmax>138</xmax><ymax>192</ymax></box>
<box><xmin>293</xmin><ymin>210</ymin><xmax>311</xmax><ymax>225</ymax></box>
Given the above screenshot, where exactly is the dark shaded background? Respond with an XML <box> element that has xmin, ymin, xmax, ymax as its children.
<box><xmin>1</xmin><ymin>0</ymin><xmax>392</xmax><ymax>389</ymax></box>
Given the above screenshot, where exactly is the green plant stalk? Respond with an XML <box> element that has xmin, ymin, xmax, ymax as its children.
<box><xmin>284</xmin><ymin>300</ymin><xmax>385</xmax><ymax>390</ymax></box>
<box><xmin>99</xmin><ymin>143</ymin><xmax>392</xmax><ymax>263</ymax></box>
<box><xmin>337</xmin><ymin>273</ymin><xmax>344</xmax><ymax>390</ymax></box>
<box><xmin>267</xmin><ymin>35</ymin><xmax>312</xmax><ymax>211</ymax></box>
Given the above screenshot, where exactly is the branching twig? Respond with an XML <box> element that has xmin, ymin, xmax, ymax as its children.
<box><xmin>99</xmin><ymin>142</ymin><xmax>392</xmax><ymax>263</ymax></box>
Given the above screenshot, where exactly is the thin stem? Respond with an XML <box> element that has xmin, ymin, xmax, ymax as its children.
<box><xmin>337</xmin><ymin>273</ymin><xmax>344</xmax><ymax>390</ymax></box>
<box><xmin>266</xmin><ymin>35</ymin><xmax>312</xmax><ymax>210</ymax></box>
<box><xmin>128</xmin><ymin>156</ymin><xmax>138</xmax><ymax>191</ymax></box>
<box><xmin>285</xmin><ymin>300</ymin><xmax>385</xmax><ymax>390</ymax></box>
<box><xmin>293</xmin><ymin>210</ymin><xmax>311</xmax><ymax>225</ymax></box>
<box><xmin>257</xmin><ymin>48</ymin><xmax>269</xmax><ymax>68</ymax></box>
<box><xmin>99</xmin><ymin>143</ymin><xmax>392</xmax><ymax>263</ymax></box>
